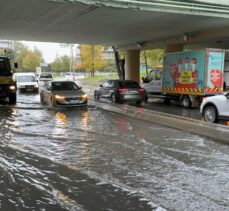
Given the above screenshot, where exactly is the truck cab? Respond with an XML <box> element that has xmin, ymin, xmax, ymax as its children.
<box><xmin>141</xmin><ymin>68</ymin><xmax>162</xmax><ymax>96</ymax></box>
<box><xmin>0</xmin><ymin>57</ymin><xmax>17</xmax><ymax>104</ymax></box>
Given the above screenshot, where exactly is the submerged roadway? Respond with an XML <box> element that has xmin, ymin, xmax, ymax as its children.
<box><xmin>1</xmin><ymin>84</ymin><xmax>229</xmax><ymax>210</ymax></box>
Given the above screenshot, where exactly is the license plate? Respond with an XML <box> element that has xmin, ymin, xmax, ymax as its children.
<box><xmin>26</xmin><ymin>89</ymin><xmax>34</xmax><ymax>91</ymax></box>
<box><xmin>70</xmin><ymin>100</ymin><xmax>79</xmax><ymax>104</ymax></box>
<box><xmin>130</xmin><ymin>90</ymin><xmax>138</xmax><ymax>93</ymax></box>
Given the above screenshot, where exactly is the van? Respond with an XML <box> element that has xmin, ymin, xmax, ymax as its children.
<box><xmin>15</xmin><ymin>73</ymin><xmax>39</xmax><ymax>93</ymax></box>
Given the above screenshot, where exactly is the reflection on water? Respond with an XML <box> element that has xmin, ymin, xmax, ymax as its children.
<box><xmin>81</xmin><ymin>111</ymin><xmax>88</xmax><ymax>128</ymax></box>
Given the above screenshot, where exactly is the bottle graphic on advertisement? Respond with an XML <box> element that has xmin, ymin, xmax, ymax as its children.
<box><xmin>176</xmin><ymin>58</ymin><xmax>182</xmax><ymax>84</ymax></box>
<box><xmin>185</xmin><ymin>57</ymin><xmax>189</xmax><ymax>71</ymax></box>
<box><xmin>192</xmin><ymin>57</ymin><xmax>197</xmax><ymax>85</ymax></box>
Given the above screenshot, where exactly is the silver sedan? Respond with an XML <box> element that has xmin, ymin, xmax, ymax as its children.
<box><xmin>40</xmin><ymin>81</ymin><xmax>88</xmax><ymax>107</ymax></box>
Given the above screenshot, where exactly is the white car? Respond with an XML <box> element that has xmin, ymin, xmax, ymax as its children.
<box><xmin>65</xmin><ymin>72</ymin><xmax>73</xmax><ymax>81</ymax></box>
<box><xmin>15</xmin><ymin>72</ymin><xmax>39</xmax><ymax>93</ymax></box>
<box><xmin>200</xmin><ymin>93</ymin><xmax>229</xmax><ymax>123</ymax></box>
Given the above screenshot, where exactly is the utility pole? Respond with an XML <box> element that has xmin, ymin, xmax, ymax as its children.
<box><xmin>69</xmin><ymin>44</ymin><xmax>75</xmax><ymax>81</ymax></box>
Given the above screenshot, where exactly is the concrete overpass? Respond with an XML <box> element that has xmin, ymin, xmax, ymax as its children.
<box><xmin>1</xmin><ymin>0</ymin><xmax>229</xmax><ymax>81</ymax></box>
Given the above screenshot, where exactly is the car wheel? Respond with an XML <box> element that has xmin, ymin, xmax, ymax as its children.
<box><xmin>40</xmin><ymin>94</ymin><xmax>45</xmax><ymax>104</ymax></box>
<box><xmin>136</xmin><ymin>100</ymin><xmax>144</xmax><ymax>105</ymax></box>
<box><xmin>94</xmin><ymin>91</ymin><xmax>99</xmax><ymax>101</ymax></box>
<box><xmin>163</xmin><ymin>99</ymin><xmax>171</xmax><ymax>105</ymax></box>
<box><xmin>111</xmin><ymin>94</ymin><xmax>118</xmax><ymax>103</ymax></box>
<box><xmin>8</xmin><ymin>93</ymin><xmax>16</xmax><ymax>104</ymax></box>
<box><xmin>181</xmin><ymin>95</ymin><xmax>192</xmax><ymax>108</ymax></box>
<box><xmin>50</xmin><ymin>97</ymin><xmax>55</xmax><ymax>107</ymax></box>
<box><xmin>203</xmin><ymin>105</ymin><xmax>218</xmax><ymax>123</ymax></box>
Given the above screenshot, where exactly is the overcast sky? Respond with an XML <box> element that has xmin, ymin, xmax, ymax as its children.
<box><xmin>22</xmin><ymin>41</ymin><xmax>78</xmax><ymax>64</ymax></box>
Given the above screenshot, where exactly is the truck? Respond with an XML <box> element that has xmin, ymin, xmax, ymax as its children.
<box><xmin>142</xmin><ymin>49</ymin><xmax>225</xmax><ymax>108</ymax></box>
<box><xmin>0</xmin><ymin>56</ymin><xmax>17</xmax><ymax>104</ymax></box>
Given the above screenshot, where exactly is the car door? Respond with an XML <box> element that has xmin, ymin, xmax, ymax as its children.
<box><xmin>219</xmin><ymin>94</ymin><xmax>229</xmax><ymax>117</ymax></box>
<box><xmin>107</xmin><ymin>80</ymin><xmax>117</xmax><ymax>97</ymax></box>
<box><xmin>101</xmin><ymin>81</ymin><xmax>111</xmax><ymax>98</ymax></box>
<box><xmin>142</xmin><ymin>69</ymin><xmax>162</xmax><ymax>94</ymax></box>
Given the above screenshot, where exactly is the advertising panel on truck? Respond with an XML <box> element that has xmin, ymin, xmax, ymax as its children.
<box><xmin>162</xmin><ymin>49</ymin><xmax>224</xmax><ymax>96</ymax></box>
<box><xmin>162</xmin><ymin>50</ymin><xmax>206</xmax><ymax>95</ymax></box>
<box><xmin>205</xmin><ymin>49</ymin><xmax>225</xmax><ymax>95</ymax></box>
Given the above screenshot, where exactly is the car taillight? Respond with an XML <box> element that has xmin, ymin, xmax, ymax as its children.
<box><xmin>138</xmin><ymin>88</ymin><xmax>145</xmax><ymax>93</ymax></box>
<box><xmin>118</xmin><ymin>88</ymin><xmax>128</xmax><ymax>92</ymax></box>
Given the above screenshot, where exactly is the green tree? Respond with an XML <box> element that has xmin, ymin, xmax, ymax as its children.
<box><xmin>50</xmin><ymin>57</ymin><xmax>63</xmax><ymax>72</ymax></box>
<box><xmin>62</xmin><ymin>55</ymin><xmax>70</xmax><ymax>71</ymax></box>
<box><xmin>140</xmin><ymin>49</ymin><xmax>164</xmax><ymax>70</ymax></box>
<box><xmin>14</xmin><ymin>42</ymin><xmax>30</xmax><ymax>70</ymax></box>
<box><xmin>50</xmin><ymin>55</ymin><xmax>70</xmax><ymax>72</ymax></box>
<box><xmin>21</xmin><ymin>48</ymin><xmax>43</xmax><ymax>72</ymax></box>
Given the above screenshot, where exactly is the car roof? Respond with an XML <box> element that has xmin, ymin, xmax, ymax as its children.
<box><xmin>51</xmin><ymin>80</ymin><xmax>75</xmax><ymax>84</ymax></box>
<box><xmin>40</xmin><ymin>72</ymin><xmax>52</xmax><ymax>75</ymax></box>
<box><xmin>107</xmin><ymin>79</ymin><xmax>139</xmax><ymax>83</ymax></box>
<box><xmin>15</xmin><ymin>72</ymin><xmax>36</xmax><ymax>76</ymax></box>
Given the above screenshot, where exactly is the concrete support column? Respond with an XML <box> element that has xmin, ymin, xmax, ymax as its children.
<box><xmin>164</xmin><ymin>44</ymin><xmax>183</xmax><ymax>54</ymax></box>
<box><xmin>125</xmin><ymin>50</ymin><xmax>140</xmax><ymax>82</ymax></box>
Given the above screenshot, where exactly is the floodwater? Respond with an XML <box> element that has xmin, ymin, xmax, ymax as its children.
<box><xmin>0</xmin><ymin>93</ymin><xmax>229</xmax><ymax>210</ymax></box>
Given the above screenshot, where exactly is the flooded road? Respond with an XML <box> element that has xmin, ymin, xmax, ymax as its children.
<box><xmin>1</xmin><ymin>92</ymin><xmax>229</xmax><ymax>210</ymax></box>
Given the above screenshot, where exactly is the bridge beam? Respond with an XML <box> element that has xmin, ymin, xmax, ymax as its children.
<box><xmin>164</xmin><ymin>44</ymin><xmax>183</xmax><ymax>54</ymax></box>
<box><xmin>125</xmin><ymin>50</ymin><xmax>140</xmax><ymax>83</ymax></box>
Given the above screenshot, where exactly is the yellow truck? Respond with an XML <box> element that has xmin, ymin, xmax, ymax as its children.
<box><xmin>0</xmin><ymin>56</ymin><xmax>17</xmax><ymax>104</ymax></box>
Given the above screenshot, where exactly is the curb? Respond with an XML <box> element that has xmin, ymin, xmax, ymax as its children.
<box><xmin>91</xmin><ymin>101</ymin><xmax>229</xmax><ymax>144</ymax></box>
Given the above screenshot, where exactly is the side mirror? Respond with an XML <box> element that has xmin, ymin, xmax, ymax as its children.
<box><xmin>14</xmin><ymin>63</ymin><xmax>18</xmax><ymax>69</ymax></box>
<box><xmin>99</xmin><ymin>84</ymin><xmax>103</xmax><ymax>87</ymax></box>
<box><xmin>78</xmin><ymin>86</ymin><xmax>82</xmax><ymax>89</ymax></box>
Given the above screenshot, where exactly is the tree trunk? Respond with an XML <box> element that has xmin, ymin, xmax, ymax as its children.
<box><xmin>112</xmin><ymin>46</ymin><xmax>122</xmax><ymax>79</ymax></box>
<box><xmin>144</xmin><ymin>50</ymin><xmax>148</xmax><ymax>75</ymax></box>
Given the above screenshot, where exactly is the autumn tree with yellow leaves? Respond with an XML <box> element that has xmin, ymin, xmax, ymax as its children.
<box><xmin>79</xmin><ymin>45</ymin><xmax>106</xmax><ymax>77</ymax></box>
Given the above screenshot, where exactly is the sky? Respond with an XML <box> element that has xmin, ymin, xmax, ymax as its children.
<box><xmin>22</xmin><ymin>41</ymin><xmax>78</xmax><ymax>64</ymax></box>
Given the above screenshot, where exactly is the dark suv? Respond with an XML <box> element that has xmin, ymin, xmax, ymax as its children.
<box><xmin>94</xmin><ymin>79</ymin><xmax>147</xmax><ymax>104</ymax></box>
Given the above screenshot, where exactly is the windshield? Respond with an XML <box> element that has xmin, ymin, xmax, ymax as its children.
<box><xmin>0</xmin><ymin>57</ymin><xmax>11</xmax><ymax>76</ymax></box>
<box><xmin>119</xmin><ymin>81</ymin><xmax>140</xmax><ymax>88</ymax></box>
<box><xmin>145</xmin><ymin>69</ymin><xmax>162</xmax><ymax>82</ymax></box>
<box><xmin>17</xmin><ymin>75</ymin><xmax>36</xmax><ymax>82</ymax></box>
<box><xmin>52</xmin><ymin>82</ymin><xmax>79</xmax><ymax>90</ymax></box>
<box><xmin>40</xmin><ymin>73</ymin><xmax>52</xmax><ymax>79</ymax></box>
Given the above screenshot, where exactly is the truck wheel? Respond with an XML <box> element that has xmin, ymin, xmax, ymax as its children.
<box><xmin>181</xmin><ymin>95</ymin><xmax>192</xmax><ymax>108</ymax></box>
<box><xmin>163</xmin><ymin>99</ymin><xmax>171</xmax><ymax>105</ymax></box>
<box><xmin>203</xmin><ymin>105</ymin><xmax>218</xmax><ymax>123</ymax></box>
<box><xmin>8</xmin><ymin>93</ymin><xmax>16</xmax><ymax>104</ymax></box>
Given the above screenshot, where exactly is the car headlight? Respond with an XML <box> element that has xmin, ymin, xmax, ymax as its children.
<box><xmin>55</xmin><ymin>95</ymin><xmax>65</xmax><ymax>100</ymax></box>
<box><xmin>9</xmin><ymin>85</ymin><xmax>16</xmax><ymax>90</ymax></box>
<box><xmin>81</xmin><ymin>94</ymin><xmax>88</xmax><ymax>99</ymax></box>
<box><xmin>35</xmin><ymin>84</ymin><xmax>39</xmax><ymax>88</ymax></box>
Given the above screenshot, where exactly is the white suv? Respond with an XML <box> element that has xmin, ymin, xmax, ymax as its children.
<box><xmin>200</xmin><ymin>93</ymin><xmax>229</xmax><ymax>123</ymax></box>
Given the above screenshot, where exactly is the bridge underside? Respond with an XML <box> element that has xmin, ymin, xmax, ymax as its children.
<box><xmin>1</xmin><ymin>0</ymin><xmax>229</xmax><ymax>49</ymax></box>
